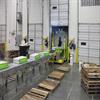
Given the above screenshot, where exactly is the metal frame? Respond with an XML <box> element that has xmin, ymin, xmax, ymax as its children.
<box><xmin>77</xmin><ymin>0</ymin><xmax>79</xmax><ymax>49</ymax></box>
<box><xmin>81</xmin><ymin>0</ymin><xmax>100</xmax><ymax>6</ymax></box>
<box><xmin>27</xmin><ymin>0</ymin><xmax>29</xmax><ymax>42</ymax></box>
<box><xmin>42</xmin><ymin>0</ymin><xmax>44</xmax><ymax>51</ymax></box>
<box><xmin>0</xmin><ymin>56</ymin><xmax>53</xmax><ymax>100</ymax></box>
<box><xmin>49</xmin><ymin>0</ymin><xmax>52</xmax><ymax>50</ymax></box>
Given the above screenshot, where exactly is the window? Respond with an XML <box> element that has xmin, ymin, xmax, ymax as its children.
<box><xmin>81</xmin><ymin>0</ymin><xmax>100</xmax><ymax>6</ymax></box>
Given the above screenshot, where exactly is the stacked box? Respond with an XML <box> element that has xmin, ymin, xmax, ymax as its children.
<box><xmin>0</xmin><ymin>61</ymin><xmax>8</xmax><ymax>70</ymax></box>
<box><xmin>13</xmin><ymin>56</ymin><xmax>28</xmax><ymax>64</ymax></box>
<box><xmin>30</xmin><ymin>53</ymin><xmax>40</xmax><ymax>61</ymax></box>
<box><xmin>81</xmin><ymin>63</ymin><xmax>100</xmax><ymax>95</ymax></box>
<box><xmin>40</xmin><ymin>51</ymin><xmax>49</xmax><ymax>58</ymax></box>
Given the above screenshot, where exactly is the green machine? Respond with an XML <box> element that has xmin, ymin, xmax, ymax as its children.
<box><xmin>29</xmin><ymin>51</ymin><xmax>50</xmax><ymax>62</ymax></box>
<box><xmin>49</xmin><ymin>26</ymin><xmax>69</xmax><ymax>64</ymax></box>
<box><xmin>40</xmin><ymin>51</ymin><xmax>49</xmax><ymax>58</ymax></box>
<box><xmin>30</xmin><ymin>53</ymin><xmax>41</xmax><ymax>61</ymax></box>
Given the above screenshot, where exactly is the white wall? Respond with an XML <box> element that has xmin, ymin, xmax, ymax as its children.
<box><xmin>0</xmin><ymin>0</ymin><xmax>6</xmax><ymax>24</ymax></box>
<box><xmin>69</xmin><ymin>0</ymin><xmax>78</xmax><ymax>46</ymax></box>
<box><xmin>7</xmin><ymin>0</ymin><xmax>18</xmax><ymax>50</ymax></box>
<box><xmin>22</xmin><ymin>0</ymin><xmax>50</xmax><ymax>39</ymax></box>
<box><xmin>78</xmin><ymin>0</ymin><xmax>100</xmax><ymax>64</ymax></box>
<box><xmin>29</xmin><ymin>0</ymin><xmax>42</xmax><ymax>24</ymax></box>
<box><xmin>69</xmin><ymin>0</ymin><xmax>100</xmax><ymax>44</ymax></box>
<box><xmin>22</xmin><ymin>0</ymin><xmax>27</xmax><ymax>39</ymax></box>
<box><xmin>0</xmin><ymin>0</ymin><xmax>18</xmax><ymax>50</ymax></box>
<box><xmin>43</xmin><ymin>0</ymin><xmax>50</xmax><ymax>38</ymax></box>
<box><xmin>79</xmin><ymin>0</ymin><xmax>100</xmax><ymax>23</ymax></box>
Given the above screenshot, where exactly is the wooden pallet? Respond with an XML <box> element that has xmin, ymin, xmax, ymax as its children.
<box><xmin>82</xmin><ymin>65</ymin><xmax>100</xmax><ymax>73</ymax></box>
<box><xmin>20</xmin><ymin>88</ymin><xmax>49</xmax><ymax>100</ymax></box>
<box><xmin>81</xmin><ymin>79</ymin><xmax>100</xmax><ymax>89</ymax></box>
<box><xmin>81</xmin><ymin>75</ymin><xmax>100</xmax><ymax>85</ymax></box>
<box><xmin>20</xmin><ymin>94</ymin><xmax>44</xmax><ymax>100</ymax></box>
<box><xmin>57</xmin><ymin>66</ymin><xmax>70</xmax><ymax>72</ymax></box>
<box><xmin>81</xmin><ymin>81</ymin><xmax>100</xmax><ymax>95</ymax></box>
<box><xmin>38</xmin><ymin>79</ymin><xmax>60</xmax><ymax>92</ymax></box>
<box><xmin>30</xmin><ymin>88</ymin><xmax>49</xmax><ymax>98</ymax></box>
<box><xmin>81</xmin><ymin>69</ymin><xmax>100</xmax><ymax>80</ymax></box>
<box><xmin>48</xmin><ymin>71</ymin><xmax>64</xmax><ymax>80</ymax></box>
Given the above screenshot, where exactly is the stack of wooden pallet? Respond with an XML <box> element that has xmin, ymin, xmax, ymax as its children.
<box><xmin>81</xmin><ymin>63</ymin><xmax>100</xmax><ymax>95</ymax></box>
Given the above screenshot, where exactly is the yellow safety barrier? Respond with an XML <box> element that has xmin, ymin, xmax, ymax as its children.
<box><xmin>76</xmin><ymin>48</ymin><xmax>79</xmax><ymax>64</ymax></box>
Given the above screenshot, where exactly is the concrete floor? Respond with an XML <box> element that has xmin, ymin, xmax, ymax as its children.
<box><xmin>47</xmin><ymin>64</ymin><xmax>100</xmax><ymax>100</ymax></box>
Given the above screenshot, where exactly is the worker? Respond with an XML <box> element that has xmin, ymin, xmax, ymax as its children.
<box><xmin>45</xmin><ymin>38</ymin><xmax>48</xmax><ymax>48</ymax></box>
<box><xmin>20</xmin><ymin>36</ymin><xmax>29</xmax><ymax>56</ymax></box>
<box><xmin>58</xmin><ymin>37</ymin><xmax>62</xmax><ymax>47</ymax></box>
<box><xmin>21</xmin><ymin>36</ymin><xmax>28</xmax><ymax>45</ymax></box>
<box><xmin>44</xmin><ymin>37</ymin><xmax>48</xmax><ymax>51</ymax></box>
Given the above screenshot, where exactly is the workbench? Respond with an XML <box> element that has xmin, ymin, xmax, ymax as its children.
<box><xmin>0</xmin><ymin>56</ymin><xmax>53</xmax><ymax>100</ymax></box>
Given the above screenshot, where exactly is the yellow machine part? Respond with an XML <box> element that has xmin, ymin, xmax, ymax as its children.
<box><xmin>76</xmin><ymin>48</ymin><xmax>79</xmax><ymax>64</ymax></box>
<box><xmin>55</xmin><ymin>59</ymin><xmax>65</xmax><ymax>64</ymax></box>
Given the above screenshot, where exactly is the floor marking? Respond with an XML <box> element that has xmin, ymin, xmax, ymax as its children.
<box><xmin>66</xmin><ymin>85</ymin><xmax>73</xmax><ymax>100</ymax></box>
<box><xmin>91</xmin><ymin>96</ymin><xmax>94</xmax><ymax>100</ymax></box>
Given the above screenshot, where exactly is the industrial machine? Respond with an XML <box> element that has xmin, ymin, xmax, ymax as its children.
<box><xmin>49</xmin><ymin>26</ymin><xmax>69</xmax><ymax>64</ymax></box>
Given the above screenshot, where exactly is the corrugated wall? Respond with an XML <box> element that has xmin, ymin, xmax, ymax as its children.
<box><xmin>50</xmin><ymin>0</ymin><xmax>69</xmax><ymax>26</ymax></box>
<box><xmin>78</xmin><ymin>0</ymin><xmax>100</xmax><ymax>64</ymax></box>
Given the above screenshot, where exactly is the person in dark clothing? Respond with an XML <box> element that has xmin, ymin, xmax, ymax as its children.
<box><xmin>69</xmin><ymin>41</ymin><xmax>76</xmax><ymax>50</ymax></box>
<box><xmin>58</xmin><ymin>37</ymin><xmax>62</xmax><ymax>47</ymax></box>
<box><xmin>24</xmin><ymin>37</ymin><xmax>27</xmax><ymax>43</ymax></box>
<box><xmin>0</xmin><ymin>51</ymin><xmax>4</xmax><ymax>60</ymax></box>
<box><xmin>45</xmin><ymin>39</ymin><xmax>48</xmax><ymax>47</ymax></box>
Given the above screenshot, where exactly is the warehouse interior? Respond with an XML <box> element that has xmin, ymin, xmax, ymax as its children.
<box><xmin>0</xmin><ymin>0</ymin><xmax>100</xmax><ymax>100</ymax></box>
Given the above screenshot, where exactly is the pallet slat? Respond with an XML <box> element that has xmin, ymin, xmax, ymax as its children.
<box><xmin>30</xmin><ymin>88</ymin><xmax>49</xmax><ymax>98</ymax></box>
<box><xmin>21</xmin><ymin>94</ymin><xmax>43</xmax><ymax>100</ymax></box>
<box><xmin>38</xmin><ymin>79</ymin><xmax>60</xmax><ymax>91</ymax></box>
<box><xmin>48</xmin><ymin>71</ymin><xmax>64</xmax><ymax>80</ymax></box>
<box><xmin>20</xmin><ymin>88</ymin><xmax>49</xmax><ymax>100</ymax></box>
<box><xmin>57</xmin><ymin>66</ymin><xmax>70</xmax><ymax>72</ymax></box>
